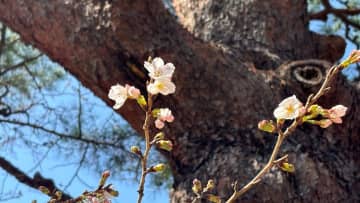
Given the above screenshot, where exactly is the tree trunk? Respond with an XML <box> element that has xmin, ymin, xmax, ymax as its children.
<box><xmin>0</xmin><ymin>0</ymin><xmax>359</xmax><ymax>202</ymax></box>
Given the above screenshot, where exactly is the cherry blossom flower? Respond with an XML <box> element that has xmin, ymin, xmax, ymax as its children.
<box><xmin>273</xmin><ymin>95</ymin><xmax>304</xmax><ymax>120</ymax></box>
<box><xmin>147</xmin><ymin>78</ymin><xmax>175</xmax><ymax>95</ymax></box>
<box><xmin>108</xmin><ymin>84</ymin><xmax>140</xmax><ymax>109</ymax></box>
<box><xmin>144</xmin><ymin>57</ymin><xmax>175</xmax><ymax>80</ymax></box>
<box><xmin>108</xmin><ymin>84</ymin><xmax>128</xmax><ymax>109</ymax></box>
<box><xmin>325</xmin><ymin>105</ymin><xmax>347</xmax><ymax>124</ymax></box>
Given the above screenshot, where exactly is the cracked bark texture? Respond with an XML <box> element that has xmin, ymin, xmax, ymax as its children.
<box><xmin>0</xmin><ymin>0</ymin><xmax>359</xmax><ymax>202</ymax></box>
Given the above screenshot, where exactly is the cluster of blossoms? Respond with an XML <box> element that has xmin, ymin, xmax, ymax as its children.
<box><xmin>258</xmin><ymin>95</ymin><xmax>347</xmax><ymax>132</ymax></box>
<box><xmin>270</xmin><ymin>95</ymin><xmax>347</xmax><ymax>128</ymax></box>
<box><xmin>108</xmin><ymin>57</ymin><xmax>175</xmax><ymax>129</ymax></box>
<box><xmin>145</xmin><ymin>57</ymin><xmax>176</xmax><ymax>95</ymax></box>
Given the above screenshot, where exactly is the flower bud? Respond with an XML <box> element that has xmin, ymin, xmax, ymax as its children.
<box><xmin>258</xmin><ymin>120</ymin><xmax>276</xmax><ymax>133</ymax></box>
<box><xmin>151</xmin><ymin>163</ymin><xmax>166</xmax><ymax>172</ymax></box>
<box><xmin>126</xmin><ymin>84</ymin><xmax>141</xmax><ymax>99</ymax></box>
<box><xmin>99</xmin><ymin>170</ymin><xmax>110</xmax><ymax>187</ymax></box>
<box><xmin>55</xmin><ymin>191</ymin><xmax>62</xmax><ymax>200</ymax></box>
<box><xmin>39</xmin><ymin>186</ymin><xmax>50</xmax><ymax>195</ymax></box>
<box><xmin>155</xmin><ymin>119</ymin><xmax>165</xmax><ymax>129</ymax></box>
<box><xmin>152</xmin><ymin>108</ymin><xmax>160</xmax><ymax>118</ymax></box>
<box><xmin>279</xmin><ymin>162</ymin><xmax>295</xmax><ymax>173</ymax></box>
<box><xmin>136</xmin><ymin>95</ymin><xmax>147</xmax><ymax>108</ymax></box>
<box><xmin>206</xmin><ymin>194</ymin><xmax>221</xmax><ymax>203</ymax></box>
<box><xmin>105</xmin><ymin>187</ymin><xmax>119</xmax><ymax>198</ymax></box>
<box><xmin>203</xmin><ymin>179</ymin><xmax>215</xmax><ymax>192</ymax></box>
<box><xmin>340</xmin><ymin>50</ymin><xmax>360</xmax><ymax>68</ymax></box>
<box><xmin>156</xmin><ymin>140</ymin><xmax>173</xmax><ymax>151</ymax></box>
<box><xmin>154</xmin><ymin>132</ymin><xmax>165</xmax><ymax>141</ymax></box>
<box><xmin>319</xmin><ymin>119</ymin><xmax>333</xmax><ymax>128</ymax></box>
<box><xmin>192</xmin><ymin>179</ymin><xmax>202</xmax><ymax>194</ymax></box>
<box><xmin>130</xmin><ymin>146</ymin><xmax>142</xmax><ymax>156</ymax></box>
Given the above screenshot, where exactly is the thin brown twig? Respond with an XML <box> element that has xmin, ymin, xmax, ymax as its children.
<box><xmin>136</xmin><ymin>93</ymin><xmax>153</xmax><ymax>203</ymax></box>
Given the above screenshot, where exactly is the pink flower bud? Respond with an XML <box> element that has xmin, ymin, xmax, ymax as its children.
<box><xmin>125</xmin><ymin>84</ymin><xmax>141</xmax><ymax>99</ymax></box>
<box><xmin>155</xmin><ymin>119</ymin><xmax>165</xmax><ymax>129</ymax></box>
<box><xmin>319</xmin><ymin>119</ymin><xmax>333</xmax><ymax>128</ymax></box>
<box><xmin>258</xmin><ymin>120</ymin><xmax>276</xmax><ymax>133</ymax></box>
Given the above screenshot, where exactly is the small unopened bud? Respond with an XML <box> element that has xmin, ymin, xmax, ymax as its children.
<box><xmin>203</xmin><ymin>179</ymin><xmax>215</xmax><ymax>192</ymax></box>
<box><xmin>206</xmin><ymin>194</ymin><xmax>221</xmax><ymax>203</ymax></box>
<box><xmin>38</xmin><ymin>186</ymin><xmax>50</xmax><ymax>195</ymax></box>
<box><xmin>156</xmin><ymin>140</ymin><xmax>173</xmax><ymax>151</ymax></box>
<box><xmin>258</xmin><ymin>120</ymin><xmax>276</xmax><ymax>133</ymax></box>
<box><xmin>303</xmin><ymin>105</ymin><xmax>324</xmax><ymax>122</ymax></box>
<box><xmin>154</xmin><ymin>132</ymin><xmax>165</xmax><ymax>141</ymax></box>
<box><xmin>99</xmin><ymin>170</ymin><xmax>110</xmax><ymax>187</ymax></box>
<box><xmin>192</xmin><ymin>179</ymin><xmax>202</xmax><ymax>194</ymax></box>
<box><xmin>152</xmin><ymin>108</ymin><xmax>160</xmax><ymax>118</ymax></box>
<box><xmin>279</xmin><ymin>162</ymin><xmax>295</xmax><ymax>173</ymax></box>
<box><xmin>151</xmin><ymin>163</ymin><xmax>166</xmax><ymax>172</ymax></box>
<box><xmin>105</xmin><ymin>186</ymin><xmax>119</xmax><ymax>198</ymax></box>
<box><xmin>136</xmin><ymin>95</ymin><xmax>147</xmax><ymax>108</ymax></box>
<box><xmin>340</xmin><ymin>50</ymin><xmax>360</xmax><ymax>68</ymax></box>
<box><xmin>319</xmin><ymin>119</ymin><xmax>333</xmax><ymax>128</ymax></box>
<box><xmin>308</xmin><ymin>104</ymin><xmax>323</xmax><ymax>114</ymax></box>
<box><xmin>55</xmin><ymin>191</ymin><xmax>62</xmax><ymax>200</ymax></box>
<box><xmin>130</xmin><ymin>146</ymin><xmax>142</xmax><ymax>156</ymax></box>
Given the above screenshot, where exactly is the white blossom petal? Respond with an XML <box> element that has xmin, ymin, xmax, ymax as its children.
<box><xmin>152</xmin><ymin>57</ymin><xmax>164</xmax><ymax>68</ymax></box>
<box><xmin>108</xmin><ymin>84</ymin><xmax>128</xmax><ymax>109</ymax></box>
<box><xmin>273</xmin><ymin>95</ymin><xmax>303</xmax><ymax>120</ymax></box>
<box><xmin>147</xmin><ymin>78</ymin><xmax>176</xmax><ymax>95</ymax></box>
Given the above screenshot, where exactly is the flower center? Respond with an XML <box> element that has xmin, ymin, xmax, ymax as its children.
<box><xmin>286</xmin><ymin>105</ymin><xmax>295</xmax><ymax>114</ymax></box>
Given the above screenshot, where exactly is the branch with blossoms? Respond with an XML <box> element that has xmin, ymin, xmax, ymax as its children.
<box><xmin>108</xmin><ymin>57</ymin><xmax>176</xmax><ymax>203</ymax></box>
<box><xmin>36</xmin><ymin>50</ymin><xmax>359</xmax><ymax>203</ymax></box>
<box><xmin>219</xmin><ymin>50</ymin><xmax>360</xmax><ymax>203</ymax></box>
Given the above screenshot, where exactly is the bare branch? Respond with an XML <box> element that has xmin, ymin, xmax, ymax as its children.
<box><xmin>0</xmin><ymin>156</ymin><xmax>72</xmax><ymax>200</ymax></box>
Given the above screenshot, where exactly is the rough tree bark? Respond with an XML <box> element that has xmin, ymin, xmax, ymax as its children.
<box><xmin>0</xmin><ymin>0</ymin><xmax>359</xmax><ymax>202</ymax></box>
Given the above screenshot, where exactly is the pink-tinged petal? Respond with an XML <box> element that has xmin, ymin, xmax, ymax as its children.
<box><xmin>126</xmin><ymin>84</ymin><xmax>141</xmax><ymax>99</ymax></box>
<box><xmin>319</xmin><ymin>119</ymin><xmax>333</xmax><ymax>128</ymax></box>
<box><xmin>329</xmin><ymin>105</ymin><xmax>347</xmax><ymax>117</ymax></box>
<box><xmin>158</xmin><ymin>108</ymin><xmax>174</xmax><ymax>123</ymax></box>
<box><xmin>155</xmin><ymin>119</ymin><xmax>165</xmax><ymax>129</ymax></box>
<box><xmin>331</xmin><ymin>117</ymin><xmax>343</xmax><ymax>124</ymax></box>
<box><xmin>166</xmin><ymin>114</ymin><xmax>175</xmax><ymax>122</ymax></box>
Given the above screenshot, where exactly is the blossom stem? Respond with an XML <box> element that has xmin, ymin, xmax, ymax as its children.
<box><xmin>225</xmin><ymin>64</ymin><xmax>342</xmax><ymax>203</ymax></box>
<box><xmin>136</xmin><ymin>93</ymin><xmax>153</xmax><ymax>203</ymax></box>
